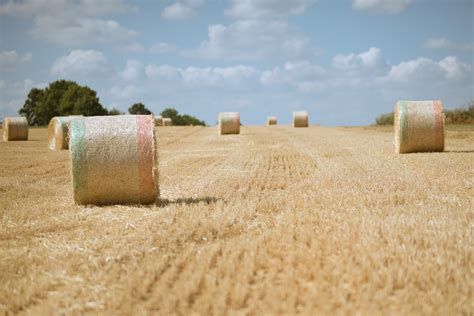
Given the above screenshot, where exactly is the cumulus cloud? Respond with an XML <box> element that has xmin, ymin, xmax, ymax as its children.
<box><xmin>30</xmin><ymin>16</ymin><xmax>138</xmax><ymax>46</ymax></box>
<box><xmin>1</xmin><ymin>0</ymin><xmax>140</xmax><ymax>49</ymax></box>
<box><xmin>161</xmin><ymin>0</ymin><xmax>204</xmax><ymax>20</ymax></box>
<box><xmin>332</xmin><ymin>47</ymin><xmax>389</xmax><ymax>75</ymax></box>
<box><xmin>225</xmin><ymin>0</ymin><xmax>315</xmax><ymax>19</ymax></box>
<box><xmin>0</xmin><ymin>50</ymin><xmax>32</xmax><ymax>70</ymax></box>
<box><xmin>150</xmin><ymin>42</ymin><xmax>176</xmax><ymax>54</ymax></box>
<box><xmin>424</xmin><ymin>37</ymin><xmax>474</xmax><ymax>51</ymax></box>
<box><xmin>182</xmin><ymin>20</ymin><xmax>310</xmax><ymax>61</ymax></box>
<box><xmin>261</xmin><ymin>61</ymin><xmax>325</xmax><ymax>92</ymax></box>
<box><xmin>120</xmin><ymin>60</ymin><xmax>144</xmax><ymax>81</ymax></box>
<box><xmin>0</xmin><ymin>0</ymin><xmax>134</xmax><ymax>16</ymax></box>
<box><xmin>51</xmin><ymin>50</ymin><xmax>114</xmax><ymax>78</ymax></box>
<box><xmin>387</xmin><ymin>56</ymin><xmax>470</xmax><ymax>82</ymax></box>
<box><xmin>352</xmin><ymin>0</ymin><xmax>414</xmax><ymax>14</ymax></box>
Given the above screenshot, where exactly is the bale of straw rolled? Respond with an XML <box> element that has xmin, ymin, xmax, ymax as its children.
<box><xmin>69</xmin><ymin>115</ymin><xmax>159</xmax><ymax>205</ymax></box>
<box><xmin>293</xmin><ymin>111</ymin><xmax>308</xmax><ymax>127</ymax></box>
<box><xmin>267</xmin><ymin>116</ymin><xmax>277</xmax><ymax>125</ymax></box>
<box><xmin>2</xmin><ymin>117</ymin><xmax>28</xmax><ymax>141</ymax></box>
<box><xmin>47</xmin><ymin>116</ymin><xmax>82</xmax><ymax>150</ymax></box>
<box><xmin>154</xmin><ymin>115</ymin><xmax>163</xmax><ymax>127</ymax></box>
<box><xmin>394</xmin><ymin>100</ymin><xmax>445</xmax><ymax>154</ymax></box>
<box><xmin>218</xmin><ymin>112</ymin><xmax>240</xmax><ymax>135</ymax></box>
<box><xmin>163</xmin><ymin>118</ymin><xmax>172</xmax><ymax>126</ymax></box>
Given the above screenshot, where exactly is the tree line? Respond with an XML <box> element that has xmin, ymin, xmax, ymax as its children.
<box><xmin>19</xmin><ymin>80</ymin><xmax>206</xmax><ymax>126</ymax></box>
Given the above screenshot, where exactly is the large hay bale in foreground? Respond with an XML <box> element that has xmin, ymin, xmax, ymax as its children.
<box><xmin>48</xmin><ymin>116</ymin><xmax>82</xmax><ymax>150</ymax></box>
<box><xmin>293</xmin><ymin>111</ymin><xmax>308</xmax><ymax>127</ymax></box>
<box><xmin>163</xmin><ymin>118</ymin><xmax>172</xmax><ymax>126</ymax></box>
<box><xmin>394</xmin><ymin>100</ymin><xmax>445</xmax><ymax>153</ymax></box>
<box><xmin>2</xmin><ymin>117</ymin><xmax>28</xmax><ymax>141</ymax></box>
<box><xmin>267</xmin><ymin>116</ymin><xmax>277</xmax><ymax>125</ymax></box>
<box><xmin>154</xmin><ymin>116</ymin><xmax>163</xmax><ymax>127</ymax></box>
<box><xmin>218</xmin><ymin>112</ymin><xmax>240</xmax><ymax>135</ymax></box>
<box><xmin>69</xmin><ymin>115</ymin><xmax>159</xmax><ymax>205</ymax></box>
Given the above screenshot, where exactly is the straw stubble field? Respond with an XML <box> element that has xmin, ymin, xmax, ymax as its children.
<box><xmin>0</xmin><ymin>125</ymin><xmax>473</xmax><ymax>315</ymax></box>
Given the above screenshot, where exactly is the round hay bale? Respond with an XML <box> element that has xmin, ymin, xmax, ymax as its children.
<box><xmin>218</xmin><ymin>112</ymin><xmax>240</xmax><ymax>135</ymax></box>
<box><xmin>69</xmin><ymin>115</ymin><xmax>159</xmax><ymax>205</ymax></box>
<box><xmin>2</xmin><ymin>117</ymin><xmax>28</xmax><ymax>141</ymax></box>
<box><xmin>163</xmin><ymin>118</ymin><xmax>172</xmax><ymax>126</ymax></box>
<box><xmin>267</xmin><ymin>116</ymin><xmax>277</xmax><ymax>125</ymax></box>
<box><xmin>293</xmin><ymin>111</ymin><xmax>308</xmax><ymax>127</ymax></box>
<box><xmin>154</xmin><ymin>115</ymin><xmax>163</xmax><ymax>127</ymax></box>
<box><xmin>47</xmin><ymin>116</ymin><xmax>82</xmax><ymax>150</ymax></box>
<box><xmin>394</xmin><ymin>100</ymin><xmax>445</xmax><ymax>154</ymax></box>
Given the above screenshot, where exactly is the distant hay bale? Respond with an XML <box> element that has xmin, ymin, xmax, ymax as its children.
<box><xmin>154</xmin><ymin>116</ymin><xmax>163</xmax><ymax>127</ymax></box>
<box><xmin>218</xmin><ymin>112</ymin><xmax>240</xmax><ymax>135</ymax></box>
<box><xmin>69</xmin><ymin>115</ymin><xmax>159</xmax><ymax>205</ymax></box>
<box><xmin>394</xmin><ymin>100</ymin><xmax>445</xmax><ymax>154</ymax></box>
<box><xmin>2</xmin><ymin>117</ymin><xmax>28</xmax><ymax>141</ymax></box>
<box><xmin>267</xmin><ymin>116</ymin><xmax>277</xmax><ymax>125</ymax></box>
<box><xmin>293</xmin><ymin>111</ymin><xmax>308</xmax><ymax>127</ymax></box>
<box><xmin>163</xmin><ymin>118</ymin><xmax>172</xmax><ymax>126</ymax></box>
<box><xmin>47</xmin><ymin>116</ymin><xmax>82</xmax><ymax>150</ymax></box>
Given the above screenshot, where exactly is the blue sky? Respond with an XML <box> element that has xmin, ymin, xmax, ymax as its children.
<box><xmin>0</xmin><ymin>0</ymin><xmax>473</xmax><ymax>125</ymax></box>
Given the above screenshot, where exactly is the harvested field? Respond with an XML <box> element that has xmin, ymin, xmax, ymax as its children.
<box><xmin>0</xmin><ymin>125</ymin><xmax>473</xmax><ymax>315</ymax></box>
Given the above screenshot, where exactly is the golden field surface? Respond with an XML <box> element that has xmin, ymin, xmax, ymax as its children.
<box><xmin>0</xmin><ymin>125</ymin><xmax>473</xmax><ymax>315</ymax></box>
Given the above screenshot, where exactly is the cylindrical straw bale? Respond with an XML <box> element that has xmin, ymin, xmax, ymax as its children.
<box><xmin>3</xmin><ymin>117</ymin><xmax>28</xmax><ymax>141</ymax></box>
<box><xmin>48</xmin><ymin>116</ymin><xmax>82</xmax><ymax>150</ymax></box>
<box><xmin>267</xmin><ymin>116</ymin><xmax>277</xmax><ymax>125</ymax></box>
<box><xmin>218</xmin><ymin>112</ymin><xmax>240</xmax><ymax>135</ymax></box>
<box><xmin>69</xmin><ymin>115</ymin><xmax>159</xmax><ymax>205</ymax></box>
<box><xmin>163</xmin><ymin>118</ymin><xmax>172</xmax><ymax>126</ymax></box>
<box><xmin>394</xmin><ymin>100</ymin><xmax>445</xmax><ymax>153</ymax></box>
<box><xmin>154</xmin><ymin>115</ymin><xmax>163</xmax><ymax>127</ymax></box>
<box><xmin>293</xmin><ymin>111</ymin><xmax>308</xmax><ymax>127</ymax></box>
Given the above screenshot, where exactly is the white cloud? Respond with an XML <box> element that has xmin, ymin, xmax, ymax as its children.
<box><xmin>120</xmin><ymin>60</ymin><xmax>144</xmax><ymax>81</ymax></box>
<box><xmin>150</xmin><ymin>42</ymin><xmax>176</xmax><ymax>54</ymax></box>
<box><xmin>225</xmin><ymin>0</ymin><xmax>315</xmax><ymax>19</ymax></box>
<box><xmin>145</xmin><ymin>64</ymin><xmax>182</xmax><ymax>81</ymax></box>
<box><xmin>161</xmin><ymin>0</ymin><xmax>204</xmax><ymax>20</ymax></box>
<box><xmin>352</xmin><ymin>0</ymin><xmax>414</xmax><ymax>14</ymax></box>
<box><xmin>180</xmin><ymin>65</ymin><xmax>258</xmax><ymax>87</ymax></box>
<box><xmin>1</xmin><ymin>0</ymin><xmax>140</xmax><ymax>49</ymax></box>
<box><xmin>332</xmin><ymin>47</ymin><xmax>389</xmax><ymax>74</ymax></box>
<box><xmin>424</xmin><ymin>37</ymin><xmax>474</xmax><ymax>51</ymax></box>
<box><xmin>260</xmin><ymin>60</ymin><xmax>325</xmax><ymax>92</ymax></box>
<box><xmin>30</xmin><ymin>16</ymin><xmax>138</xmax><ymax>46</ymax></box>
<box><xmin>110</xmin><ymin>84</ymin><xmax>141</xmax><ymax>100</ymax></box>
<box><xmin>182</xmin><ymin>20</ymin><xmax>310</xmax><ymax>61</ymax></box>
<box><xmin>387</xmin><ymin>56</ymin><xmax>470</xmax><ymax>82</ymax></box>
<box><xmin>0</xmin><ymin>0</ymin><xmax>133</xmax><ymax>16</ymax></box>
<box><xmin>0</xmin><ymin>50</ymin><xmax>32</xmax><ymax>69</ymax></box>
<box><xmin>51</xmin><ymin>50</ymin><xmax>114</xmax><ymax>78</ymax></box>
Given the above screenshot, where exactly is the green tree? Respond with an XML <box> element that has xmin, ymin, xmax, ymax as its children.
<box><xmin>160</xmin><ymin>107</ymin><xmax>206</xmax><ymax>126</ymax></box>
<box><xmin>19</xmin><ymin>88</ymin><xmax>44</xmax><ymax>125</ymax></box>
<box><xmin>128</xmin><ymin>103</ymin><xmax>152</xmax><ymax>115</ymax></box>
<box><xmin>18</xmin><ymin>80</ymin><xmax>108</xmax><ymax>126</ymax></box>
<box><xmin>108</xmin><ymin>108</ymin><xmax>124</xmax><ymax>115</ymax></box>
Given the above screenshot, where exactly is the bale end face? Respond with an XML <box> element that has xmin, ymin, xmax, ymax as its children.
<box><xmin>48</xmin><ymin>116</ymin><xmax>82</xmax><ymax>150</ymax></box>
<box><xmin>218</xmin><ymin>112</ymin><xmax>240</xmax><ymax>135</ymax></box>
<box><xmin>69</xmin><ymin>115</ymin><xmax>159</xmax><ymax>205</ymax></box>
<box><xmin>394</xmin><ymin>100</ymin><xmax>445</xmax><ymax>154</ymax></box>
<box><xmin>293</xmin><ymin>111</ymin><xmax>308</xmax><ymax>128</ymax></box>
<box><xmin>154</xmin><ymin>116</ymin><xmax>163</xmax><ymax>127</ymax></box>
<box><xmin>3</xmin><ymin>117</ymin><xmax>28</xmax><ymax>141</ymax></box>
<box><xmin>162</xmin><ymin>118</ymin><xmax>172</xmax><ymax>126</ymax></box>
<box><xmin>267</xmin><ymin>116</ymin><xmax>277</xmax><ymax>125</ymax></box>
